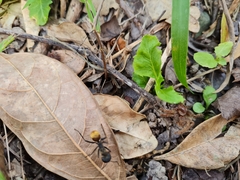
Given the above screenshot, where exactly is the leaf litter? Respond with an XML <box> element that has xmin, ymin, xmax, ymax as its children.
<box><xmin>0</xmin><ymin>0</ymin><xmax>240</xmax><ymax>179</ymax></box>
<box><xmin>0</xmin><ymin>53</ymin><xmax>126</xmax><ymax>180</ymax></box>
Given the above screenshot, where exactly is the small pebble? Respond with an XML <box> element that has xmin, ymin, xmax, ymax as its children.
<box><xmin>148</xmin><ymin>113</ymin><xmax>156</xmax><ymax>122</ymax></box>
<box><xmin>149</xmin><ymin>121</ymin><xmax>157</xmax><ymax>128</ymax></box>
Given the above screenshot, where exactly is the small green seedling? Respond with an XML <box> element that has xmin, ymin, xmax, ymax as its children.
<box><xmin>0</xmin><ymin>35</ymin><xmax>15</xmax><ymax>52</ymax></box>
<box><xmin>193</xmin><ymin>41</ymin><xmax>233</xmax><ymax>68</ymax></box>
<box><xmin>133</xmin><ymin>35</ymin><xmax>184</xmax><ymax>104</ymax></box>
<box><xmin>0</xmin><ymin>171</ymin><xmax>7</xmax><ymax>180</ymax></box>
<box><xmin>23</xmin><ymin>0</ymin><xmax>52</xmax><ymax>25</ymax></box>
<box><xmin>193</xmin><ymin>86</ymin><xmax>217</xmax><ymax>113</ymax></box>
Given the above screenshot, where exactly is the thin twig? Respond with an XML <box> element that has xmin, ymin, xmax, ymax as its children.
<box><xmin>215</xmin><ymin>0</ymin><xmax>236</xmax><ymax>93</ymax></box>
<box><xmin>3</xmin><ymin>124</ymin><xmax>12</xmax><ymax>180</ymax></box>
<box><xmin>174</xmin><ymin>66</ymin><xmax>221</xmax><ymax>89</ymax></box>
<box><xmin>0</xmin><ymin>28</ymin><xmax>158</xmax><ymax>105</ymax></box>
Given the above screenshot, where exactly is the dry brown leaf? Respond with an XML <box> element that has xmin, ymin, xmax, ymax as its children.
<box><xmin>100</xmin><ymin>16</ymin><xmax>121</xmax><ymax>41</ymax></box>
<box><xmin>215</xmin><ymin>86</ymin><xmax>240</xmax><ymax>120</ymax></box>
<box><xmin>47</xmin><ymin>22</ymin><xmax>96</xmax><ymax>52</ymax></box>
<box><xmin>0</xmin><ymin>53</ymin><xmax>126</xmax><ymax>180</ymax></box>
<box><xmin>154</xmin><ymin>114</ymin><xmax>239</xmax><ymax>169</ymax></box>
<box><xmin>145</xmin><ymin>0</ymin><xmax>200</xmax><ymax>32</ymax></box>
<box><xmin>66</xmin><ymin>0</ymin><xmax>82</xmax><ymax>22</ymax></box>
<box><xmin>1</xmin><ymin>2</ymin><xmax>22</xmax><ymax>29</ymax></box>
<box><xmin>21</xmin><ymin>1</ymin><xmax>40</xmax><ymax>50</ymax></box>
<box><xmin>94</xmin><ymin>94</ymin><xmax>158</xmax><ymax>159</ymax></box>
<box><xmin>91</xmin><ymin>0</ymin><xmax>119</xmax><ymax>16</ymax></box>
<box><xmin>165</xmin><ymin>6</ymin><xmax>200</xmax><ymax>33</ymax></box>
<box><xmin>48</xmin><ymin>50</ymin><xmax>85</xmax><ymax>74</ymax></box>
<box><xmin>232</xmin><ymin>68</ymin><xmax>240</xmax><ymax>82</ymax></box>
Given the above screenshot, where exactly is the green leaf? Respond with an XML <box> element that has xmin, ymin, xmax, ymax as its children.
<box><xmin>215</xmin><ymin>41</ymin><xmax>233</xmax><ymax>57</ymax></box>
<box><xmin>0</xmin><ymin>172</ymin><xmax>6</xmax><ymax>180</ymax></box>
<box><xmin>203</xmin><ymin>86</ymin><xmax>217</xmax><ymax>108</ymax></box>
<box><xmin>23</xmin><ymin>0</ymin><xmax>52</xmax><ymax>25</ymax></box>
<box><xmin>155</xmin><ymin>86</ymin><xmax>184</xmax><ymax>104</ymax></box>
<box><xmin>216</xmin><ymin>56</ymin><xmax>227</xmax><ymax>66</ymax></box>
<box><xmin>171</xmin><ymin>0</ymin><xmax>190</xmax><ymax>88</ymax></box>
<box><xmin>193</xmin><ymin>102</ymin><xmax>205</xmax><ymax>113</ymax></box>
<box><xmin>132</xmin><ymin>73</ymin><xmax>149</xmax><ymax>88</ymax></box>
<box><xmin>194</xmin><ymin>52</ymin><xmax>217</xmax><ymax>68</ymax></box>
<box><xmin>154</xmin><ymin>74</ymin><xmax>165</xmax><ymax>92</ymax></box>
<box><xmin>133</xmin><ymin>34</ymin><xmax>184</xmax><ymax>103</ymax></box>
<box><xmin>0</xmin><ymin>35</ymin><xmax>14</xmax><ymax>52</ymax></box>
<box><xmin>133</xmin><ymin>35</ymin><xmax>162</xmax><ymax>79</ymax></box>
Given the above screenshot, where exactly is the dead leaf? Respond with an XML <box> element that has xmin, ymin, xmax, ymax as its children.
<box><xmin>154</xmin><ymin>114</ymin><xmax>239</xmax><ymax>169</ymax></box>
<box><xmin>126</xmin><ymin>175</ymin><xmax>138</xmax><ymax>180</ymax></box>
<box><xmin>66</xmin><ymin>0</ymin><xmax>82</xmax><ymax>22</ymax></box>
<box><xmin>47</xmin><ymin>22</ymin><xmax>96</xmax><ymax>52</ymax></box>
<box><xmin>165</xmin><ymin>6</ymin><xmax>200</xmax><ymax>33</ymax></box>
<box><xmin>21</xmin><ymin>1</ymin><xmax>40</xmax><ymax>51</ymax></box>
<box><xmin>0</xmin><ymin>53</ymin><xmax>126</xmax><ymax>180</ymax></box>
<box><xmin>146</xmin><ymin>0</ymin><xmax>200</xmax><ymax>32</ymax></box>
<box><xmin>0</xmin><ymin>2</ymin><xmax>23</xmax><ymax>29</ymax></box>
<box><xmin>100</xmin><ymin>16</ymin><xmax>121</xmax><ymax>41</ymax></box>
<box><xmin>215</xmin><ymin>86</ymin><xmax>240</xmax><ymax>120</ymax></box>
<box><xmin>164</xmin><ymin>60</ymin><xmax>178</xmax><ymax>84</ymax></box>
<box><xmin>48</xmin><ymin>50</ymin><xmax>85</xmax><ymax>74</ymax></box>
<box><xmin>145</xmin><ymin>0</ymin><xmax>172</xmax><ymax>21</ymax></box>
<box><xmin>94</xmin><ymin>94</ymin><xmax>158</xmax><ymax>159</ymax></box>
<box><xmin>232</xmin><ymin>68</ymin><xmax>240</xmax><ymax>82</ymax></box>
<box><xmin>91</xmin><ymin>0</ymin><xmax>119</xmax><ymax>16</ymax></box>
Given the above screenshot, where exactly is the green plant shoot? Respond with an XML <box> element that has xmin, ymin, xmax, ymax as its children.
<box><xmin>23</xmin><ymin>0</ymin><xmax>52</xmax><ymax>25</ymax></box>
<box><xmin>171</xmin><ymin>0</ymin><xmax>190</xmax><ymax>88</ymax></box>
<box><xmin>0</xmin><ymin>171</ymin><xmax>6</xmax><ymax>180</ymax></box>
<box><xmin>0</xmin><ymin>35</ymin><xmax>15</xmax><ymax>52</ymax></box>
<box><xmin>80</xmin><ymin>0</ymin><xmax>100</xmax><ymax>32</ymax></box>
<box><xmin>203</xmin><ymin>86</ymin><xmax>217</xmax><ymax>109</ymax></box>
<box><xmin>133</xmin><ymin>35</ymin><xmax>184</xmax><ymax>104</ymax></box>
<box><xmin>193</xmin><ymin>102</ymin><xmax>205</xmax><ymax>113</ymax></box>
<box><xmin>194</xmin><ymin>41</ymin><xmax>233</xmax><ymax>68</ymax></box>
<box><xmin>193</xmin><ymin>85</ymin><xmax>217</xmax><ymax>113</ymax></box>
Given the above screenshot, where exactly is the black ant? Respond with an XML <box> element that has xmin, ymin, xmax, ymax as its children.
<box><xmin>75</xmin><ymin>129</ymin><xmax>111</xmax><ymax>163</ymax></box>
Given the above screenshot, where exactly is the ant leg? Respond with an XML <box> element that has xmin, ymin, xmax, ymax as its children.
<box><xmin>103</xmin><ymin>146</ymin><xmax>111</xmax><ymax>152</ymax></box>
<box><xmin>74</xmin><ymin>129</ymin><xmax>95</xmax><ymax>144</ymax></box>
<box><xmin>88</xmin><ymin>146</ymin><xmax>98</xmax><ymax>156</ymax></box>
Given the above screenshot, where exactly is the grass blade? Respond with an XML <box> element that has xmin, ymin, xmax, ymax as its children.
<box><xmin>171</xmin><ymin>0</ymin><xmax>190</xmax><ymax>88</ymax></box>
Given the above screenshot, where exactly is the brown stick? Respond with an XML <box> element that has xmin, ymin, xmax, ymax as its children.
<box><xmin>0</xmin><ymin>28</ymin><xmax>158</xmax><ymax>105</ymax></box>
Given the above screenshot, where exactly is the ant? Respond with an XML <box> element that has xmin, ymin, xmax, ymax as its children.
<box><xmin>75</xmin><ymin>129</ymin><xmax>111</xmax><ymax>163</ymax></box>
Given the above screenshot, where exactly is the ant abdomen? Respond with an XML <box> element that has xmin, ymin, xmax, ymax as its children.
<box><xmin>102</xmin><ymin>153</ymin><xmax>111</xmax><ymax>163</ymax></box>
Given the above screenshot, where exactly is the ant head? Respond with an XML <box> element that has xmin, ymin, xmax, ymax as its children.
<box><xmin>90</xmin><ymin>130</ymin><xmax>101</xmax><ymax>142</ymax></box>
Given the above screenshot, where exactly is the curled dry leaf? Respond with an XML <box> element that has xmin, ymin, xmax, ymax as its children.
<box><xmin>0</xmin><ymin>53</ymin><xmax>126</xmax><ymax>180</ymax></box>
<box><xmin>47</xmin><ymin>22</ymin><xmax>96</xmax><ymax>52</ymax></box>
<box><xmin>48</xmin><ymin>50</ymin><xmax>85</xmax><ymax>74</ymax></box>
<box><xmin>100</xmin><ymin>16</ymin><xmax>121</xmax><ymax>41</ymax></box>
<box><xmin>94</xmin><ymin>94</ymin><xmax>158</xmax><ymax>159</ymax></box>
<box><xmin>154</xmin><ymin>114</ymin><xmax>239</xmax><ymax>169</ymax></box>
<box><xmin>145</xmin><ymin>0</ymin><xmax>200</xmax><ymax>32</ymax></box>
